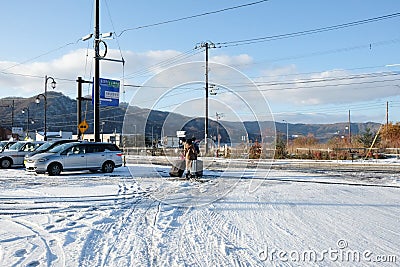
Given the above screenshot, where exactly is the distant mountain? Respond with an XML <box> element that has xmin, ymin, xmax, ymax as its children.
<box><xmin>274</xmin><ymin>121</ymin><xmax>381</xmax><ymax>143</ymax></box>
<box><xmin>0</xmin><ymin>92</ymin><xmax>381</xmax><ymax>143</ymax></box>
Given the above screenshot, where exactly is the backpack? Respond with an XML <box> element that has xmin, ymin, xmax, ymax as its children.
<box><xmin>186</xmin><ymin>144</ymin><xmax>197</xmax><ymax>160</ymax></box>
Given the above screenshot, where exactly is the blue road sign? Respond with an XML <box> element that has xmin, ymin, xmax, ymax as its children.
<box><xmin>92</xmin><ymin>78</ymin><xmax>120</xmax><ymax>107</ymax></box>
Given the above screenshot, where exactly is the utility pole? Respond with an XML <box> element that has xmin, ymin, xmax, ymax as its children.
<box><xmin>197</xmin><ymin>41</ymin><xmax>216</xmax><ymax>155</ymax></box>
<box><xmin>11</xmin><ymin>100</ymin><xmax>14</xmax><ymax>129</ymax></box>
<box><xmin>81</xmin><ymin>1</ymin><xmax>122</xmax><ymax>142</ymax></box>
<box><xmin>282</xmin><ymin>120</ymin><xmax>289</xmax><ymax>150</ymax></box>
<box><xmin>386</xmin><ymin>101</ymin><xmax>389</xmax><ymax>127</ymax></box>
<box><xmin>386</xmin><ymin>101</ymin><xmax>389</xmax><ymax>144</ymax></box>
<box><xmin>76</xmin><ymin>77</ymin><xmax>93</xmax><ymax>139</ymax></box>
<box><xmin>348</xmin><ymin>110</ymin><xmax>351</xmax><ymax>144</ymax></box>
<box><xmin>204</xmin><ymin>42</ymin><xmax>209</xmax><ymax>155</ymax></box>
<box><xmin>94</xmin><ymin>0</ymin><xmax>101</xmax><ymax>142</ymax></box>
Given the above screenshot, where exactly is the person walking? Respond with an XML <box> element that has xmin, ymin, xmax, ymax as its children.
<box><xmin>184</xmin><ymin>139</ymin><xmax>197</xmax><ymax>178</ymax></box>
<box><xmin>192</xmin><ymin>137</ymin><xmax>200</xmax><ymax>156</ymax></box>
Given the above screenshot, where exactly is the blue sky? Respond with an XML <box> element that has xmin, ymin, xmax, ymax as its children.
<box><xmin>1</xmin><ymin>0</ymin><xmax>400</xmax><ymax>124</ymax></box>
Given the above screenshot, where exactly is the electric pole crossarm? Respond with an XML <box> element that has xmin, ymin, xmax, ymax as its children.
<box><xmin>98</xmin><ymin>57</ymin><xmax>125</xmax><ymax>63</ymax></box>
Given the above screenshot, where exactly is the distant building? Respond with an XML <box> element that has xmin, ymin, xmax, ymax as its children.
<box><xmin>161</xmin><ymin>136</ymin><xmax>180</xmax><ymax>148</ymax></box>
<box><xmin>72</xmin><ymin>133</ymin><xmax>122</xmax><ymax>147</ymax></box>
<box><xmin>36</xmin><ymin>131</ymin><xmax>73</xmax><ymax>141</ymax></box>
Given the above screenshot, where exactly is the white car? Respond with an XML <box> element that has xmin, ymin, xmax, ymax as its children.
<box><xmin>25</xmin><ymin>142</ymin><xmax>123</xmax><ymax>175</ymax></box>
<box><xmin>0</xmin><ymin>141</ymin><xmax>45</xmax><ymax>168</ymax></box>
<box><xmin>0</xmin><ymin>140</ymin><xmax>16</xmax><ymax>152</ymax></box>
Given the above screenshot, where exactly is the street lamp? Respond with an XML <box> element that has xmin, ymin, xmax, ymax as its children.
<box><xmin>35</xmin><ymin>94</ymin><xmax>46</xmax><ymax>140</ymax></box>
<box><xmin>134</xmin><ymin>124</ymin><xmax>137</xmax><ymax>155</ymax></box>
<box><xmin>282</xmin><ymin>120</ymin><xmax>289</xmax><ymax>149</ymax></box>
<box><xmin>46</xmin><ymin>75</ymin><xmax>57</xmax><ymax>92</ymax></box>
<box><xmin>21</xmin><ymin>107</ymin><xmax>34</xmax><ymax>138</ymax></box>
<box><xmin>36</xmin><ymin>76</ymin><xmax>56</xmax><ymax>141</ymax></box>
<box><xmin>216</xmin><ymin>112</ymin><xmax>223</xmax><ymax>151</ymax></box>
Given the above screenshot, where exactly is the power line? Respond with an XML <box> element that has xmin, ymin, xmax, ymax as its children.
<box><xmin>0</xmin><ymin>1</ymin><xmax>268</xmax><ymax>77</ymax></box>
<box><xmin>217</xmin><ymin>12</ymin><xmax>400</xmax><ymax>47</ymax></box>
<box><xmin>116</xmin><ymin>0</ymin><xmax>270</xmax><ymax>37</ymax></box>
<box><xmin>247</xmin><ymin>64</ymin><xmax>399</xmax><ymax>81</ymax></box>
<box><xmin>233</xmin><ymin>78</ymin><xmax>400</xmax><ymax>92</ymax></box>
<box><xmin>229</xmin><ymin>38</ymin><xmax>400</xmax><ymax>69</ymax></box>
<box><xmin>123</xmin><ymin>48</ymin><xmax>202</xmax><ymax>79</ymax></box>
<box><xmin>210</xmin><ymin>71</ymin><xmax>400</xmax><ymax>89</ymax></box>
<box><xmin>254</xmin><ymin>71</ymin><xmax>400</xmax><ymax>87</ymax></box>
<box><xmin>0</xmin><ymin>40</ymin><xmax>80</xmax><ymax>73</ymax></box>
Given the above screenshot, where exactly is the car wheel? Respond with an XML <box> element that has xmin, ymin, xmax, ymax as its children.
<box><xmin>47</xmin><ymin>163</ymin><xmax>62</xmax><ymax>176</ymax></box>
<box><xmin>102</xmin><ymin>161</ymin><xmax>114</xmax><ymax>173</ymax></box>
<box><xmin>0</xmin><ymin>158</ymin><xmax>12</xmax><ymax>169</ymax></box>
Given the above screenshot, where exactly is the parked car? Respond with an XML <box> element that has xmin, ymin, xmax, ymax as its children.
<box><xmin>0</xmin><ymin>141</ymin><xmax>45</xmax><ymax>168</ymax></box>
<box><xmin>0</xmin><ymin>140</ymin><xmax>17</xmax><ymax>152</ymax></box>
<box><xmin>25</xmin><ymin>142</ymin><xmax>123</xmax><ymax>175</ymax></box>
<box><xmin>24</xmin><ymin>139</ymin><xmax>79</xmax><ymax>164</ymax></box>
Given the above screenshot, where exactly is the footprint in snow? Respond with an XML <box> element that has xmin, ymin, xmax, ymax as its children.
<box><xmin>14</xmin><ymin>249</ymin><xmax>27</xmax><ymax>257</ymax></box>
<box><xmin>66</xmin><ymin>221</ymin><xmax>77</xmax><ymax>227</ymax></box>
<box><xmin>45</xmin><ymin>225</ymin><xmax>55</xmax><ymax>230</ymax></box>
<box><xmin>26</xmin><ymin>261</ymin><xmax>40</xmax><ymax>267</ymax></box>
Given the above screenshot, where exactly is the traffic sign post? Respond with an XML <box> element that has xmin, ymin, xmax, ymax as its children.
<box><xmin>78</xmin><ymin>120</ymin><xmax>89</xmax><ymax>134</ymax></box>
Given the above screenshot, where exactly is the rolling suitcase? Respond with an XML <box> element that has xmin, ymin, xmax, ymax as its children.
<box><xmin>169</xmin><ymin>159</ymin><xmax>185</xmax><ymax>177</ymax></box>
<box><xmin>190</xmin><ymin>160</ymin><xmax>203</xmax><ymax>178</ymax></box>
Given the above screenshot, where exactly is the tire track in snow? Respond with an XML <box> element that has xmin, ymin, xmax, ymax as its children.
<box><xmin>147</xmin><ymin>205</ymin><xmax>191</xmax><ymax>266</ymax></box>
<box><xmin>178</xmin><ymin>209</ymin><xmax>265</xmax><ymax>266</ymax></box>
<box><xmin>102</xmin><ymin>198</ymin><xmax>158</xmax><ymax>267</ymax></box>
<box><xmin>77</xmin><ymin>182</ymin><xmax>159</xmax><ymax>267</ymax></box>
<box><xmin>0</xmin><ymin>172</ymin><xmax>141</xmax><ymax>216</ymax></box>
<box><xmin>0</xmin><ymin>190</ymin><xmax>145</xmax><ymax>215</ymax></box>
<box><xmin>260</xmin><ymin>182</ymin><xmax>400</xmax><ymax>262</ymax></box>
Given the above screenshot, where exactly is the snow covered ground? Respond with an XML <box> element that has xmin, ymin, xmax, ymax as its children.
<box><xmin>0</xmin><ymin>156</ymin><xmax>399</xmax><ymax>266</ymax></box>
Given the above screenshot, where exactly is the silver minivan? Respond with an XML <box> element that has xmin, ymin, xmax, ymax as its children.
<box><xmin>0</xmin><ymin>141</ymin><xmax>45</xmax><ymax>168</ymax></box>
<box><xmin>25</xmin><ymin>142</ymin><xmax>123</xmax><ymax>175</ymax></box>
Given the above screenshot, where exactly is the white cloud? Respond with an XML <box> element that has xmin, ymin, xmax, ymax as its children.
<box><xmin>256</xmin><ymin>68</ymin><xmax>400</xmax><ymax>107</ymax></box>
<box><xmin>211</xmin><ymin>54</ymin><xmax>253</xmax><ymax>67</ymax></box>
<box><xmin>0</xmin><ymin>48</ymin><xmax>202</xmax><ymax>99</ymax></box>
<box><xmin>1</xmin><ymin>49</ymin><xmax>399</xmax><ymax>123</ymax></box>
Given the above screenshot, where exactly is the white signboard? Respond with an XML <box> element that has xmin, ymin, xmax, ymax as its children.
<box><xmin>176</xmin><ymin>131</ymin><xmax>186</xmax><ymax>138</ymax></box>
<box><xmin>12</xmin><ymin>127</ymin><xmax>24</xmax><ymax>135</ymax></box>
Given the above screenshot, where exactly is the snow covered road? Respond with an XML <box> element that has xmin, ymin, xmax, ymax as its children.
<box><xmin>0</xmin><ymin>160</ymin><xmax>399</xmax><ymax>266</ymax></box>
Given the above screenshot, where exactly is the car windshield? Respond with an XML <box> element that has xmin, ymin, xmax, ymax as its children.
<box><xmin>35</xmin><ymin>141</ymin><xmax>55</xmax><ymax>152</ymax></box>
<box><xmin>27</xmin><ymin>143</ymin><xmax>44</xmax><ymax>152</ymax></box>
<box><xmin>48</xmin><ymin>142</ymin><xmax>76</xmax><ymax>153</ymax></box>
<box><xmin>8</xmin><ymin>142</ymin><xmax>25</xmax><ymax>151</ymax></box>
<box><xmin>3</xmin><ymin>142</ymin><xmax>15</xmax><ymax>150</ymax></box>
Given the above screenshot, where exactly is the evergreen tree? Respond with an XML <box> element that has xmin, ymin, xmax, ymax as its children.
<box><xmin>357</xmin><ymin>128</ymin><xmax>379</xmax><ymax>148</ymax></box>
<box><xmin>274</xmin><ymin>134</ymin><xmax>286</xmax><ymax>159</ymax></box>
